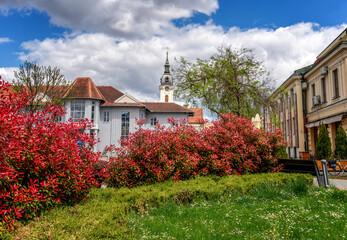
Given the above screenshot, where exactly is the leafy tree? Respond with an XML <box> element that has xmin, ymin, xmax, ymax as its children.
<box><xmin>173</xmin><ymin>46</ymin><xmax>274</xmax><ymax>118</ymax></box>
<box><xmin>334</xmin><ymin>124</ymin><xmax>347</xmax><ymax>159</ymax></box>
<box><xmin>12</xmin><ymin>61</ymin><xmax>72</xmax><ymax>112</ymax></box>
<box><xmin>315</xmin><ymin>124</ymin><xmax>332</xmax><ymax>160</ymax></box>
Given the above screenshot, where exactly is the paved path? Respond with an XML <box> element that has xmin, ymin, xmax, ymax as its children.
<box><xmin>313</xmin><ymin>178</ymin><xmax>347</xmax><ymax>190</ymax></box>
<box><xmin>328</xmin><ymin>179</ymin><xmax>347</xmax><ymax>190</ymax></box>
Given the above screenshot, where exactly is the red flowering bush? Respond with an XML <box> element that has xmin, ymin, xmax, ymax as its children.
<box><xmin>104</xmin><ymin>114</ymin><xmax>285</xmax><ymax>188</ymax></box>
<box><xmin>0</xmin><ymin>79</ymin><xmax>100</xmax><ymax>235</ymax></box>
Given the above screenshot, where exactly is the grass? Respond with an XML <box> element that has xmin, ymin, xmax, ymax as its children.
<box><xmin>130</xmin><ymin>183</ymin><xmax>346</xmax><ymax>239</ymax></box>
<box><xmin>8</xmin><ymin>173</ymin><xmax>346</xmax><ymax>240</ymax></box>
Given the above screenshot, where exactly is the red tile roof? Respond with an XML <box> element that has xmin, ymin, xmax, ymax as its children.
<box><xmin>97</xmin><ymin>86</ymin><xmax>125</xmax><ymax>106</ymax></box>
<box><xmin>64</xmin><ymin>77</ymin><xmax>106</xmax><ymax>102</ymax></box>
<box><xmin>188</xmin><ymin>108</ymin><xmax>204</xmax><ymax>124</ymax></box>
<box><xmin>143</xmin><ymin>102</ymin><xmax>194</xmax><ymax>115</ymax></box>
<box><xmin>102</xmin><ymin>102</ymin><xmax>145</xmax><ymax>107</ymax></box>
<box><xmin>7</xmin><ymin>77</ymin><xmax>196</xmax><ymax>117</ymax></box>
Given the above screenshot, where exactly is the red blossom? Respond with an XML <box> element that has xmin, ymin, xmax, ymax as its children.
<box><xmin>104</xmin><ymin>112</ymin><xmax>286</xmax><ymax>188</ymax></box>
<box><xmin>0</xmin><ymin>79</ymin><xmax>100</xmax><ymax>235</ymax></box>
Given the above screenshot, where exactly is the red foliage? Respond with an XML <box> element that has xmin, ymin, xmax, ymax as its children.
<box><xmin>104</xmin><ymin>114</ymin><xmax>286</xmax><ymax>188</ymax></box>
<box><xmin>0</xmin><ymin>80</ymin><xmax>100</xmax><ymax>235</ymax></box>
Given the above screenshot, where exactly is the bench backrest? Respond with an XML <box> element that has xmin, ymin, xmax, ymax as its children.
<box><xmin>277</xmin><ymin>159</ymin><xmax>329</xmax><ymax>188</ymax></box>
<box><xmin>277</xmin><ymin>159</ymin><xmax>317</xmax><ymax>175</ymax></box>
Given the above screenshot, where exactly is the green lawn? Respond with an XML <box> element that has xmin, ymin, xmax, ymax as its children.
<box><xmin>130</xmin><ymin>186</ymin><xmax>346</xmax><ymax>239</ymax></box>
<box><xmin>8</xmin><ymin>173</ymin><xmax>346</xmax><ymax>240</ymax></box>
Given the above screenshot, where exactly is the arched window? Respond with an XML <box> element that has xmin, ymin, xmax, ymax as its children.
<box><xmin>165</xmin><ymin>95</ymin><xmax>169</xmax><ymax>102</ymax></box>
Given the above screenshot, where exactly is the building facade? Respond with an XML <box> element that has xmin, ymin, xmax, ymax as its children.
<box><xmin>265</xmin><ymin>66</ymin><xmax>309</xmax><ymax>158</ymax></box>
<box><xmin>305</xmin><ymin>29</ymin><xmax>347</xmax><ymax>156</ymax></box>
<box><xmin>59</xmin><ymin>54</ymin><xmax>194</xmax><ymax>152</ymax></box>
<box><xmin>266</xmin><ymin>28</ymin><xmax>347</xmax><ymax>158</ymax></box>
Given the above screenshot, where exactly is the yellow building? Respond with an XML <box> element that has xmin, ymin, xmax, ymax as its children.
<box><xmin>305</xmin><ymin>29</ymin><xmax>347</xmax><ymax>156</ymax></box>
<box><xmin>265</xmin><ymin>65</ymin><xmax>311</xmax><ymax>158</ymax></box>
<box><xmin>267</xmin><ymin>28</ymin><xmax>347</xmax><ymax>159</ymax></box>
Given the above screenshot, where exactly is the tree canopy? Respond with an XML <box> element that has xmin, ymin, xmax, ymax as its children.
<box><xmin>13</xmin><ymin>61</ymin><xmax>71</xmax><ymax>112</ymax></box>
<box><xmin>173</xmin><ymin>46</ymin><xmax>274</xmax><ymax>118</ymax></box>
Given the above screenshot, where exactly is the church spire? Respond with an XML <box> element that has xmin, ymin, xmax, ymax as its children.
<box><xmin>164</xmin><ymin>48</ymin><xmax>170</xmax><ymax>74</ymax></box>
<box><xmin>159</xmin><ymin>48</ymin><xmax>174</xmax><ymax>102</ymax></box>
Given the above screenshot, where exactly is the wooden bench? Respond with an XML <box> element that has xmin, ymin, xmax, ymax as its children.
<box><xmin>277</xmin><ymin>159</ymin><xmax>329</xmax><ymax>188</ymax></box>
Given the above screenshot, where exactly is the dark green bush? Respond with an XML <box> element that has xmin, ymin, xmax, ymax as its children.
<box><xmin>334</xmin><ymin>124</ymin><xmax>347</xmax><ymax>159</ymax></box>
<box><xmin>316</xmin><ymin>124</ymin><xmax>332</xmax><ymax>160</ymax></box>
<box><xmin>275</xmin><ymin>145</ymin><xmax>289</xmax><ymax>159</ymax></box>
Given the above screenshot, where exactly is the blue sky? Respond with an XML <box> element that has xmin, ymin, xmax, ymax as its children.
<box><xmin>0</xmin><ymin>0</ymin><xmax>346</xmax><ymax>104</ymax></box>
<box><xmin>178</xmin><ymin>0</ymin><xmax>346</xmax><ymax>29</ymax></box>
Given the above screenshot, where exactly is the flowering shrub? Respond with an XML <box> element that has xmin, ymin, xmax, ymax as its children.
<box><xmin>0</xmin><ymin>79</ymin><xmax>100</xmax><ymax>235</ymax></box>
<box><xmin>104</xmin><ymin>114</ymin><xmax>285</xmax><ymax>188</ymax></box>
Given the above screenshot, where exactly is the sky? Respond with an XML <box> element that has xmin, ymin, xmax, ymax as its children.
<box><xmin>0</xmin><ymin>0</ymin><xmax>346</xmax><ymax>107</ymax></box>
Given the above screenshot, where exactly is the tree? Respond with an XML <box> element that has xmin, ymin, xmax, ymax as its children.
<box><xmin>315</xmin><ymin>124</ymin><xmax>332</xmax><ymax>160</ymax></box>
<box><xmin>334</xmin><ymin>124</ymin><xmax>347</xmax><ymax>159</ymax></box>
<box><xmin>12</xmin><ymin>61</ymin><xmax>72</xmax><ymax>112</ymax></box>
<box><xmin>173</xmin><ymin>46</ymin><xmax>274</xmax><ymax>118</ymax></box>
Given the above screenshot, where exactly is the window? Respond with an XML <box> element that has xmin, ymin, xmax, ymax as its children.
<box><xmin>103</xmin><ymin>111</ymin><xmax>110</xmax><ymax>122</ymax></box>
<box><xmin>291</xmin><ymin>89</ymin><xmax>294</xmax><ymax>106</ymax></box>
<box><xmin>333</xmin><ymin>69</ymin><xmax>339</xmax><ymax>98</ymax></box>
<box><xmin>311</xmin><ymin>83</ymin><xmax>315</xmax><ymax>97</ymax></box>
<box><xmin>151</xmin><ymin>117</ymin><xmax>157</xmax><ymax>126</ymax></box>
<box><xmin>321</xmin><ymin>77</ymin><xmax>326</xmax><ymax>103</ymax></box>
<box><xmin>165</xmin><ymin>95</ymin><xmax>169</xmax><ymax>102</ymax></box>
<box><xmin>282</xmin><ymin>121</ymin><xmax>286</xmax><ymax>138</ymax></box>
<box><xmin>91</xmin><ymin>101</ymin><xmax>95</xmax><ymax>121</ymax></box>
<box><xmin>90</xmin><ymin>130</ymin><xmax>95</xmax><ymax>137</ymax></box>
<box><xmin>286</xmin><ymin>119</ymin><xmax>290</xmax><ymax>137</ymax></box>
<box><xmin>121</xmin><ymin>112</ymin><xmax>130</xmax><ymax>138</ymax></box>
<box><xmin>70</xmin><ymin>100</ymin><xmax>85</xmax><ymax>122</ymax></box>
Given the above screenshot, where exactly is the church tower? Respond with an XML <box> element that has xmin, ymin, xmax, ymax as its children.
<box><xmin>159</xmin><ymin>49</ymin><xmax>174</xmax><ymax>102</ymax></box>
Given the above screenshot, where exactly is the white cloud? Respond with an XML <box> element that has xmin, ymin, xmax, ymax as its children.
<box><xmin>223</xmin><ymin>23</ymin><xmax>347</xmax><ymax>84</ymax></box>
<box><xmin>0</xmin><ymin>0</ymin><xmax>218</xmax><ymax>39</ymax></box>
<box><xmin>0</xmin><ymin>37</ymin><xmax>11</xmax><ymax>44</ymax></box>
<box><xmin>16</xmin><ymin>22</ymin><xmax>347</xmax><ymax>103</ymax></box>
<box><xmin>0</xmin><ymin>67</ymin><xmax>17</xmax><ymax>82</ymax></box>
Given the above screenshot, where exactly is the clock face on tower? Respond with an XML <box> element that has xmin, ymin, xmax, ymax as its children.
<box><xmin>165</xmin><ymin>86</ymin><xmax>170</xmax><ymax>91</ymax></box>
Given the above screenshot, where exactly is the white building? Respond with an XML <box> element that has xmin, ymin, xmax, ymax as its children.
<box><xmin>60</xmin><ymin>54</ymin><xmax>194</xmax><ymax>152</ymax></box>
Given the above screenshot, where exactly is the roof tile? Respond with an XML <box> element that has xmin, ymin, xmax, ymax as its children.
<box><xmin>188</xmin><ymin>108</ymin><xmax>204</xmax><ymax>124</ymax></box>
<box><xmin>97</xmin><ymin>86</ymin><xmax>124</xmax><ymax>105</ymax></box>
<box><xmin>64</xmin><ymin>77</ymin><xmax>106</xmax><ymax>101</ymax></box>
<box><xmin>142</xmin><ymin>102</ymin><xmax>194</xmax><ymax>115</ymax></box>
